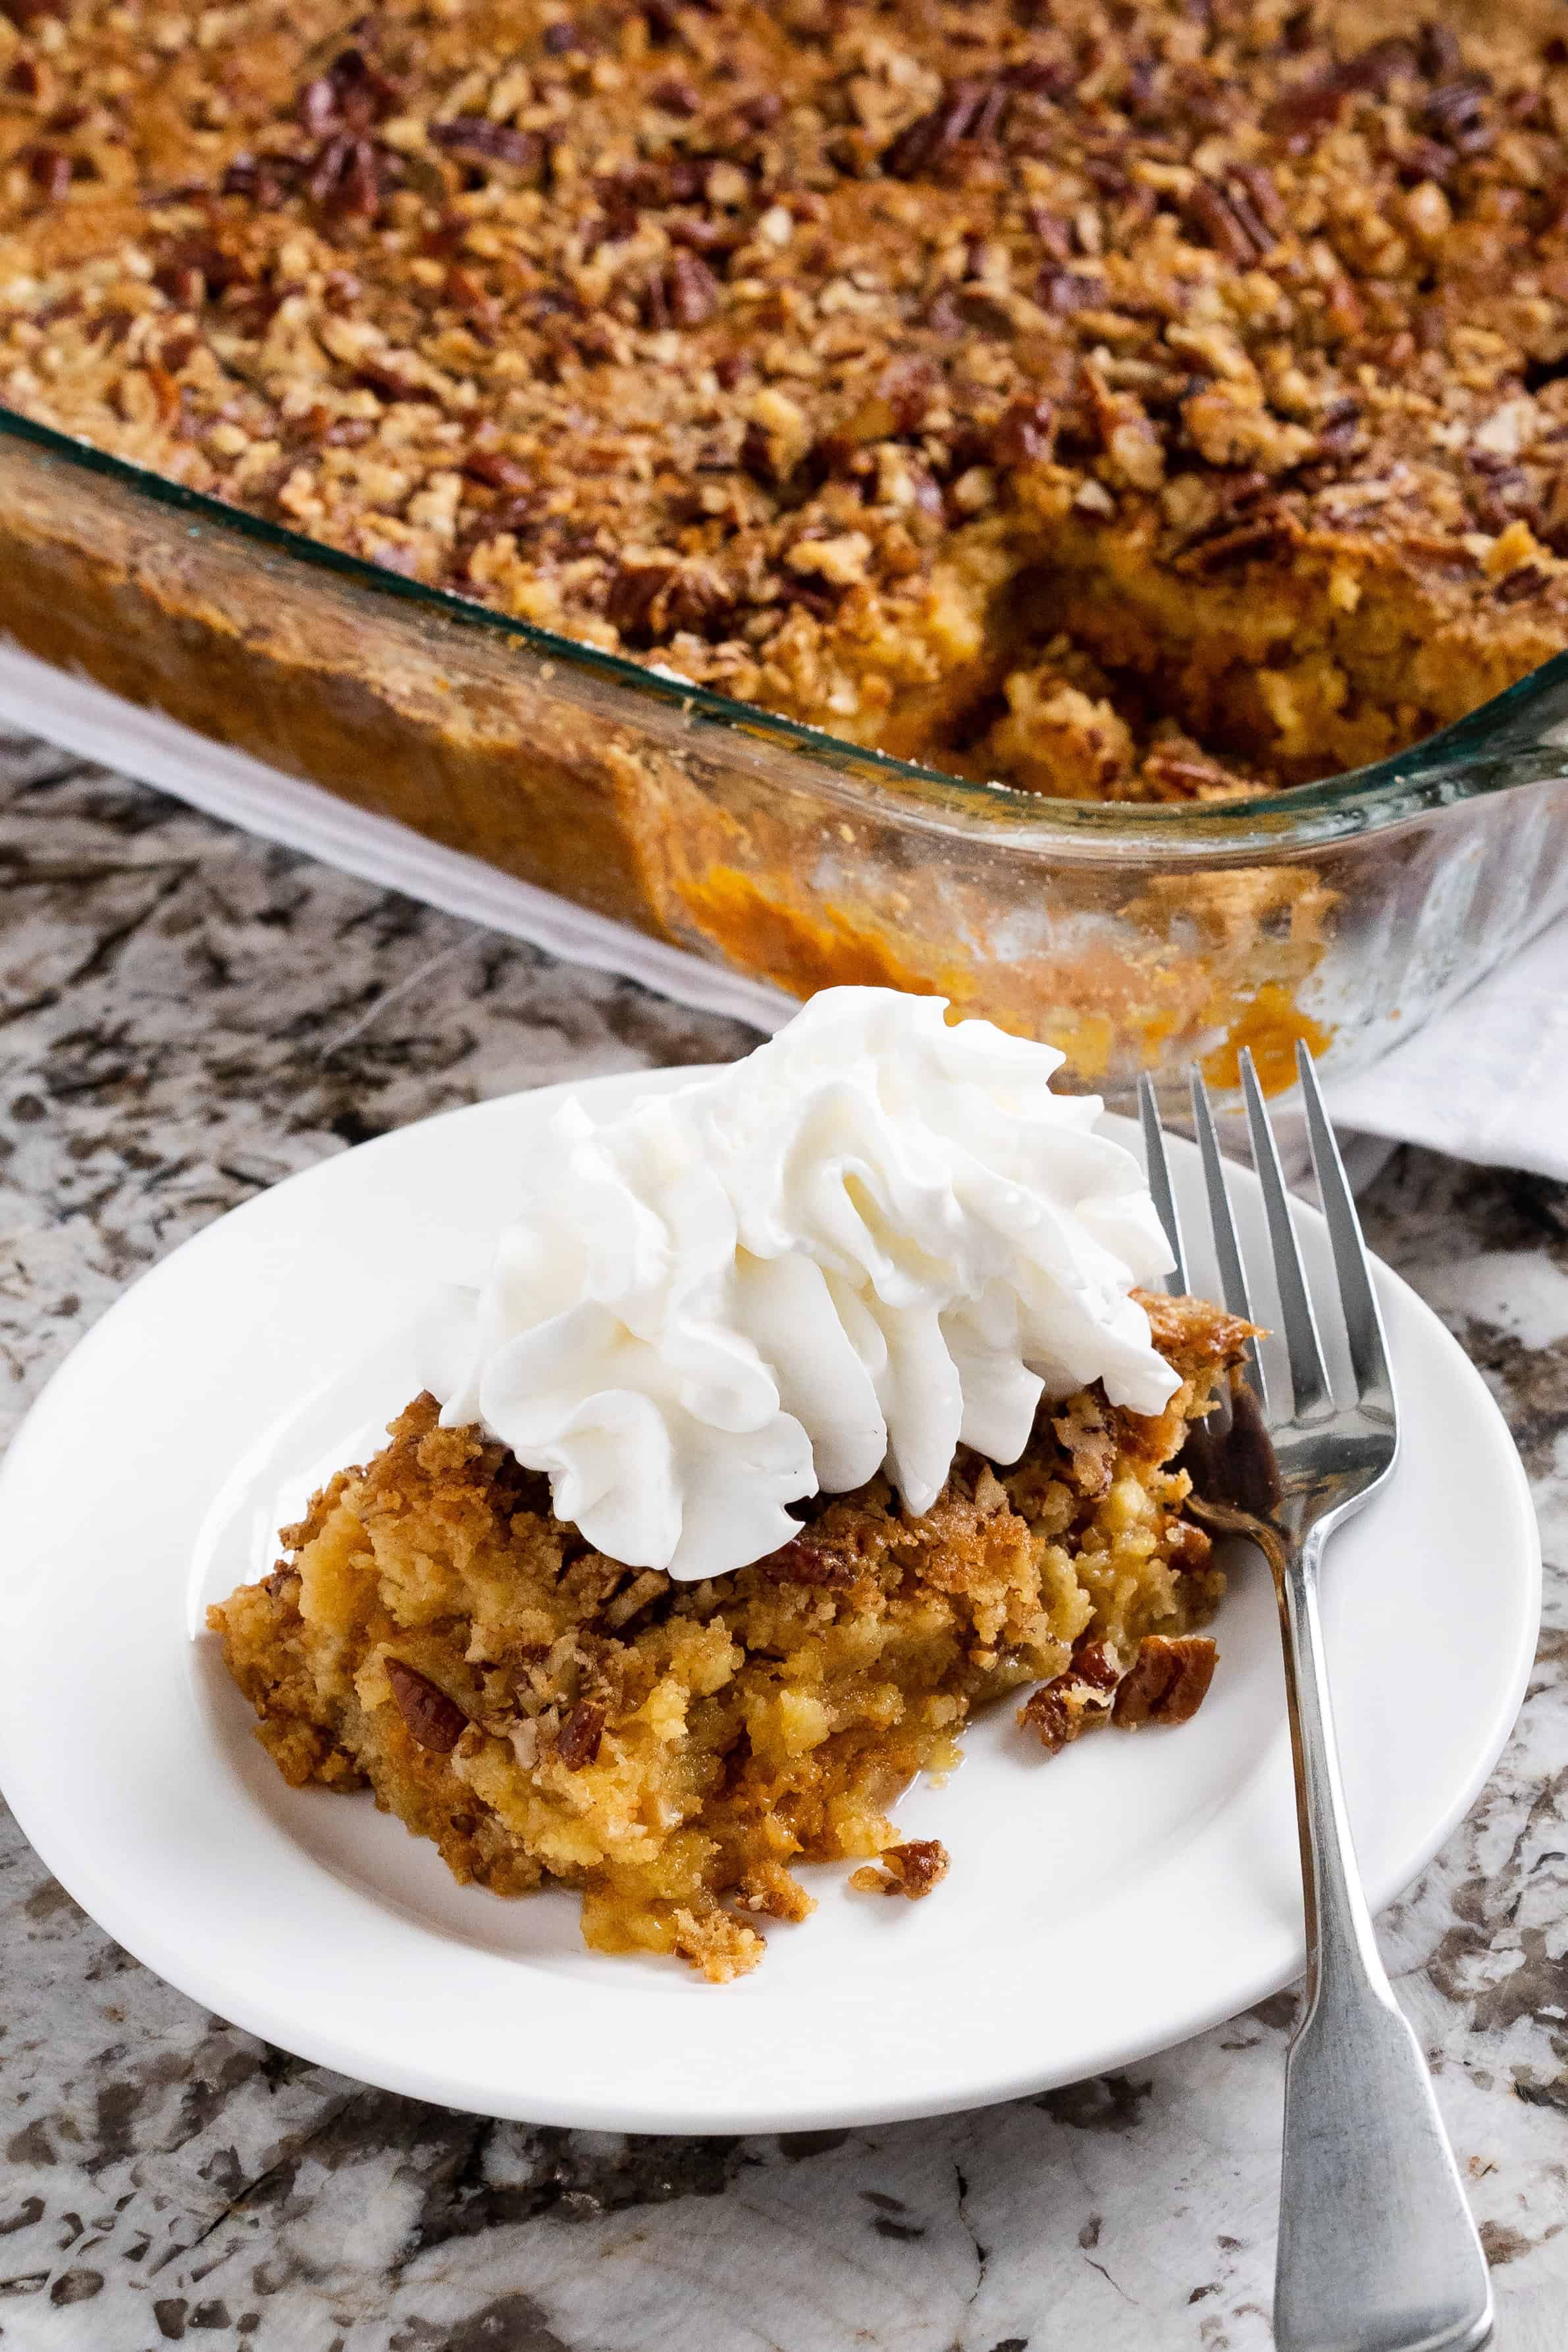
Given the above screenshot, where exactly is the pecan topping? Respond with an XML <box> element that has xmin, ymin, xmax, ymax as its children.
<box><xmin>1111</xmin><ymin>1634</ymin><xmax>1217</xmax><ymax>1728</ymax></box>
<box><xmin>1495</xmin><ymin>565</ymin><xmax>1551</xmax><ymax>605</ymax></box>
<box><xmin>990</xmin><ymin>394</ymin><xmax>1057</xmax><ymax>469</ymax></box>
<box><xmin>429</xmin><ymin>118</ymin><xmax>546</xmax><ymax>177</ymax></box>
<box><xmin>307</xmin><ymin>135</ymin><xmax>388</xmax><ymax>222</ymax></box>
<box><xmin>1183</xmin><ymin>180</ymin><xmax>1266</xmax><ymax>265</ymax></box>
<box><xmin>463</xmin><ymin>446</ymin><xmax>530</xmax><ymax>490</ymax></box>
<box><xmin>1422</xmin><ymin>75</ymin><xmax>1494</xmax><ymax>157</ymax></box>
<box><xmin>762</xmin><ymin>1533</ymin><xmax>858</xmax><ymax>1587</ymax></box>
<box><xmin>667</xmin><ymin>248</ymin><xmax>720</xmax><ymax>326</ymax></box>
<box><xmin>882</xmin><ymin>78</ymin><xmax>1010</xmax><ymax>179</ymax></box>
<box><xmin>1262</xmin><ymin>45</ymin><xmax>1413</xmax><ymax>148</ymax></box>
<box><xmin>384</xmin><ymin>1658</ymin><xmax>469</xmax><ymax>1753</ymax></box>
<box><xmin>298</xmin><ymin>47</ymin><xmax>400</xmax><ymax>138</ymax></box>
<box><xmin>1019</xmin><ymin>1643</ymin><xmax>1121</xmax><ymax>1753</ymax></box>
<box><xmin>24</xmin><ymin>144</ymin><xmax>71</xmax><ymax>200</ymax></box>
<box><xmin>1314</xmin><ymin>396</ymin><xmax>1363</xmax><ymax>461</ymax></box>
<box><xmin>556</xmin><ymin>1700</ymin><xmax>606</xmax><ymax>1769</ymax></box>
<box><xmin>606</xmin><ymin>553</ymin><xmax>731</xmax><ymax>643</ymax></box>
<box><xmin>1037</xmin><ymin>267</ymin><xmax>1105</xmax><ymax>313</ymax></box>
<box><xmin>1228</xmin><ymin>162</ymin><xmax>1287</xmax><ymax>240</ymax></box>
<box><xmin>850</xmin><ymin>1839</ymin><xmax>950</xmax><ymax>1897</ymax></box>
<box><xmin>1173</xmin><ymin>518</ymin><xmax>1292</xmax><ymax>575</ymax></box>
<box><xmin>1052</xmin><ymin>1392</ymin><xmax>1116</xmax><ymax>1498</ymax></box>
<box><xmin>638</xmin><ymin>250</ymin><xmax>720</xmax><ymax>330</ymax></box>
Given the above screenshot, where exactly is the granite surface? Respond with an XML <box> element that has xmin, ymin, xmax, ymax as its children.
<box><xmin>1</xmin><ymin>743</ymin><xmax>1564</xmax><ymax>2352</ymax></box>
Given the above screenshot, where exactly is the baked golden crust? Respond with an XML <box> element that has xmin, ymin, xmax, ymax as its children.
<box><xmin>208</xmin><ymin>1291</ymin><xmax>1253</xmax><ymax>1979</ymax></box>
<box><xmin>2</xmin><ymin>0</ymin><xmax>1567</xmax><ymax>798</ymax></box>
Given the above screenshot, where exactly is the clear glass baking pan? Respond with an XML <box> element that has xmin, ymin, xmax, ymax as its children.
<box><xmin>3</xmin><ymin>402</ymin><xmax>1567</xmax><ymax>1107</ymax></box>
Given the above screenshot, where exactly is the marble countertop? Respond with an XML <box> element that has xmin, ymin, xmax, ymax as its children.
<box><xmin>1</xmin><ymin>743</ymin><xmax>1564</xmax><ymax>2352</ymax></box>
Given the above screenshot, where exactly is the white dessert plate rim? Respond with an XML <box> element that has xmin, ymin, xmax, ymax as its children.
<box><xmin>0</xmin><ymin>1068</ymin><xmax>1540</xmax><ymax>2134</ymax></box>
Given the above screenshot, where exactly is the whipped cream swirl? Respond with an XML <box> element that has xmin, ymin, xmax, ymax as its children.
<box><xmin>426</xmin><ymin>987</ymin><xmax>1179</xmax><ymax>1582</ymax></box>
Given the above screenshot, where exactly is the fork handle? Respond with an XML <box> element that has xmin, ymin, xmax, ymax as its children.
<box><xmin>1272</xmin><ymin>1524</ymin><xmax>1494</xmax><ymax>2352</ymax></box>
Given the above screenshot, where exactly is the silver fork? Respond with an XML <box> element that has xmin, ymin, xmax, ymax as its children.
<box><xmin>1138</xmin><ymin>1045</ymin><xmax>1493</xmax><ymax>2352</ymax></box>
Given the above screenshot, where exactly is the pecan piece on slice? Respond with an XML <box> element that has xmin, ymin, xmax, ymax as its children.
<box><xmin>1052</xmin><ymin>1392</ymin><xmax>1116</xmax><ymax>1499</ymax></box>
<box><xmin>556</xmin><ymin>1699</ymin><xmax>606</xmax><ymax>1769</ymax></box>
<box><xmin>1018</xmin><ymin>1640</ymin><xmax>1120</xmax><ymax>1754</ymax></box>
<box><xmin>384</xmin><ymin>1658</ymin><xmax>469</xmax><ymax>1753</ymax></box>
<box><xmin>762</xmin><ymin>1532</ymin><xmax>857</xmax><ymax>1588</ymax></box>
<box><xmin>850</xmin><ymin>1839</ymin><xmax>950</xmax><ymax>1898</ymax></box>
<box><xmin>1111</xmin><ymin>1634</ymin><xmax>1217</xmax><ymax>1729</ymax></box>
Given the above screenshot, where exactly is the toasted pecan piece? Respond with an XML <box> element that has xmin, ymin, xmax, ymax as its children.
<box><xmin>850</xmin><ymin>1839</ymin><xmax>950</xmax><ymax>1898</ymax></box>
<box><xmin>1052</xmin><ymin>1392</ymin><xmax>1116</xmax><ymax>1499</ymax></box>
<box><xmin>556</xmin><ymin>1699</ymin><xmax>607</xmax><ymax>1769</ymax></box>
<box><xmin>1018</xmin><ymin>1640</ymin><xmax>1120</xmax><ymax>1754</ymax></box>
<box><xmin>1111</xmin><ymin>1635</ymin><xmax>1218</xmax><ymax>1729</ymax></box>
<box><xmin>762</xmin><ymin>1533</ymin><xmax>858</xmax><ymax>1588</ymax></box>
<box><xmin>384</xmin><ymin>1657</ymin><xmax>469</xmax><ymax>1753</ymax></box>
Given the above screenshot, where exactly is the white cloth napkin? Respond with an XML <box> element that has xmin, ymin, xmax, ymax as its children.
<box><xmin>2</xmin><ymin>638</ymin><xmax>1563</xmax><ymax>1179</ymax></box>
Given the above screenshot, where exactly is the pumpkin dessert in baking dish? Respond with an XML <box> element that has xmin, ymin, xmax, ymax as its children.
<box><xmin>2</xmin><ymin>0</ymin><xmax>1568</xmax><ymax>798</ymax></box>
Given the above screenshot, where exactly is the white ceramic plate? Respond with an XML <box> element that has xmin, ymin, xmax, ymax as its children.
<box><xmin>0</xmin><ymin>1072</ymin><xmax>1540</xmax><ymax>2134</ymax></box>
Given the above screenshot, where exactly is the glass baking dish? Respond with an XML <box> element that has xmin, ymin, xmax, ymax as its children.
<box><xmin>3</xmin><ymin>401</ymin><xmax>1566</xmax><ymax>1108</ymax></box>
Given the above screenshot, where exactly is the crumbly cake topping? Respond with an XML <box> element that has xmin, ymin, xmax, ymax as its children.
<box><xmin>3</xmin><ymin>0</ymin><xmax>1567</xmax><ymax>795</ymax></box>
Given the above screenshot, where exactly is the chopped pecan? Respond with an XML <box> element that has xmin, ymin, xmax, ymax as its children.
<box><xmin>24</xmin><ymin>144</ymin><xmax>71</xmax><ymax>200</ymax></box>
<box><xmin>222</xmin><ymin>151</ymin><xmax>302</xmax><ymax>209</ymax></box>
<box><xmin>463</xmin><ymin>446</ymin><xmax>530</xmax><ymax>490</ymax></box>
<box><xmin>384</xmin><ymin>1658</ymin><xmax>469</xmax><ymax>1754</ymax></box>
<box><xmin>1037</xmin><ymin>267</ymin><xmax>1105</xmax><ymax>313</ymax></box>
<box><xmin>307</xmin><ymin>134</ymin><xmax>394</xmax><ymax>222</ymax></box>
<box><xmin>1418</xmin><ymin>22</ymin><xmax>1463</xmax><ymax>82</ymax></box>
<box><xmin>881</xmin><ymin>78</ymin><xmax>1010</xmax><ymax>178</ymax></box>
<box><xmin>1495</xmin><ymin>564</ymin><xmax>1551</xmax><ymax>604</ymax></box>
<box><xmin>1228</xmin><ymin>162</ymin><xmax>1287</xmax><ymax>240</ymax></box>
<box><xmin>1174</xmin><ymin>519</ymin><xmax>1291</xmax><ymax>573</ymax></box>
<box><xmin>430</xmin><ymin>118</ymin><xmax>546</xmax><ymax>177</ymax></box>
<box><xmin>1052</xmin><ymin>1391</ymin><xmax>1116</xmax><ymax>1498</ymax></box>
<box><xmin>1168</xmin><ymin>1519</ymin><xmax>1215</xmax><ymax>1572</ymax></box>
<box><xmin>298</xmin><ymin>47</ymin><xmax>400</xmax><ymax>138</ymax></box>
<box><xmin>667</xmin><ymin>248</ymin><xmax>720</xmax><ymax>327</ymax></box>
<box><xmin>762</xmin><ymin>1532</ymin><xmax>857</xmax><ymax>1587</ymax></box>
<box><xmin>1183</xmin><ymin>180</ymin><xmax>1263</xmax><ymax>265</ymax></box>
<box><xmin>1026</xmin><ymin>201</ymin><xmax>1072</xmax><ymax>261</ymax></box>
<box><xmin>556</xmin><ymin>1700</ymin><xmax>606</xmax><ymax>1769</ymax></box>
<box><xmin>650</xmin><ymin>74</ymin><xmax>700</xmax><ymax>115</ymax></box>
<box><xmin>1072</xmin><ymin>1640</ymin><xmax>1121</xmax><ymax>1692</ymax></box>
<box><xmin>990</xmin><ymin>394</ymin><xmax>1057</xmax><ymax>469</ymax></box>
<box><xmin>1111</xmin><ymin>1634</ymin><xmax>1217</xmax><ymax>1728</ymax></box>
<box><xmin>357</xmin><ymin>357</ymin><xmax>441</xmax><ymax>405</ymax></box>
<box><xmin>1423</xmin><ymin>75</ymin><xmax>1493</xmax><ymax>156</ymax></box>
<box><xmin>849</xmin><ymin>1839</ymin><xmax>950</xmax><ymax>1897</ymax></box>
<box><xmin>1019</xmin><ymin>1644</ymin><xmax>1120</xmax><ymax>1753</ymax></box>
<box><xmin>1314</xmin><ymin>395</ymin><xmax>1362</xmax><ymax>460</ymax></box>
<box><xmin>606</xmin><ymin>553</ymin><xmax>731</xmax><ymax>643</ymax></box>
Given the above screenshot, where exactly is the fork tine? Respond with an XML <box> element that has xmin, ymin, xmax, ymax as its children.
<box><xmin>1239</xmin><ymin>1049</ymin><xmax>1332</xmax><ymax>1421</ymax></box>
<box><xmin>1137</xmin><ymin>1073</ymin><xmax>1189</xmax><ymax>1296</ymax></box>
<box><xmin>1189</xmin><ymin>1069</ymin><xmax>1271</xmax><ymax>1420</ymax></box>
<box><xmin>1295</xmin><ymin>1042</ymin><xmax>1395</xmax><ymax>1422</ymax></box>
